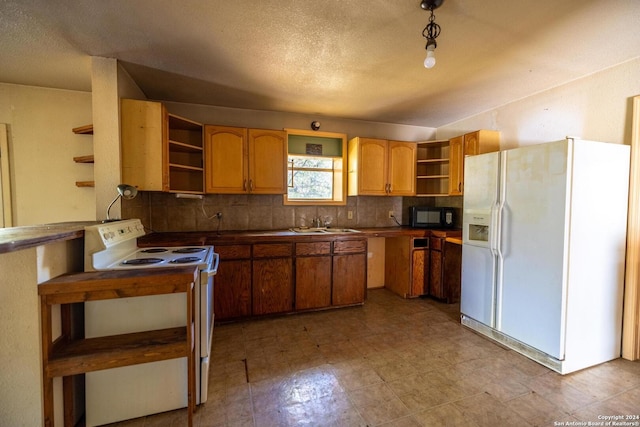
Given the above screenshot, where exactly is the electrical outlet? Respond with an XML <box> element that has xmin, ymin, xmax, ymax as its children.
<box><xmin>388</xmin><ymin>211</ymin><xmax>394</xmax><ymax>218</ymax></box>
<box><xmin>347</xmin><ymin>210</ymin><xmax>353</xmax><ymax>220</ymax></box>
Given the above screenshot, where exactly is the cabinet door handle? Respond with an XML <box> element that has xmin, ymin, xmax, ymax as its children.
<box><xmin>249</xmin><ymin>179</ymin><xmax>254</xmax><ymax>191</ymax></box>
<box><xmin>243</xmin><ymin>179</ymin><xmax>247</xmax><ymax>191</ymax></box>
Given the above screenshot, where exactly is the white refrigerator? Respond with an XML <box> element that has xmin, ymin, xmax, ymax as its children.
<box><xmin>461</xmin><ymin>138</ymin><xmax>630</xmax><ymax>374</ymax></box>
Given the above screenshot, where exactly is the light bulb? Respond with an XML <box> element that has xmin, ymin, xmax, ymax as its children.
<box><xmin>424</xmin><ymin>45</ymin><xmax>436</xmax><ymax>68</ymax></box>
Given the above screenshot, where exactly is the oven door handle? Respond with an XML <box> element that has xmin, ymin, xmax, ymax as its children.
<box><xmin>204</xmin><ymin>253</ymin><xmax>220</xmax><ymax>277</ymax></box>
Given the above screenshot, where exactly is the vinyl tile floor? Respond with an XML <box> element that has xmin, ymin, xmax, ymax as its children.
<box><xmin>106</xmin><ymin>289</ymin><xmax>640</xmax><ymax>427</ymax></box>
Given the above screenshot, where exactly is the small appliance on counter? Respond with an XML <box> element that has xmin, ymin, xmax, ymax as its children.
<box><xmin>410</xmin><ymin>206</ymin><xmax>455</xmax><ymax>228</ymax></box>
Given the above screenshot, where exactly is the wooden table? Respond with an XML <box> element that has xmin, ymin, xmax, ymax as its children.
<box><xmin>38</xmin><ymin>267</ymin><xmax>198</xmax><ymax>427</ymax></box>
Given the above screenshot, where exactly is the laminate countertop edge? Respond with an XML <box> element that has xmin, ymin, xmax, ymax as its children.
<box><xmin>0</xmin><ymin>221</ymin><xmax>100</xmax><ymax>254</ymax></box>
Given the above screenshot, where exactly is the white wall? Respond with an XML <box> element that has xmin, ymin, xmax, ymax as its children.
<box><xmin>437</xmin><ymin>58</ymin><xmax>640</xmax><ymax>148</ymax></box>
<box><xmin>0</xmin><ymin>239</ymin><xmax>84</xmax><ymax>427</ymax></box>
<box><xmin>0</xmin><ymin>84</ymin><xmax>94</xmax><ymax>225</ymax></box>
<box><xmin>165</xmin><ymin>101</ymin><xmax>437</xmax><ymax>142</ymax></box>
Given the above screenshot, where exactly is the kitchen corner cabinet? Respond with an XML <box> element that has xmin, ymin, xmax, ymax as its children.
<box><xmin>449</xmin><ymin>130</ymin><xmax>500</xmax><ymax>196</ymax></box>
<box><xmin>121</xmin><ymin>98</ymin><xmax>204</xmax><ymax>193</ymax></box>
<box><xmin>348</xmin><ymin>137</ymin><xmax>417</xmax><ymax>196</ymax></box>
<box><xmin>72</xmin><ymin>124</ymin><xmax>95</xmax><ymax>188</ymax></box>
<box><xmin>416</xmin><ymin>130</ymin><xmax>500</xmax><ymax>196</ymax></box>
<box><xmin>385</xmin><ymin>236</ymin><xmax>429</xmax><ymax>298</ymax></box>
<box><xmin>204</xmin><ymin>125</ymin><xmax>287</xmax><ymax>194</ymax></box>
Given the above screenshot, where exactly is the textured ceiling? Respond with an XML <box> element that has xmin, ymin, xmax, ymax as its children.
<box><xmin>1</xmin><ymin>0</ymin><xmax>639</xmax><ymax>127</ymax></box>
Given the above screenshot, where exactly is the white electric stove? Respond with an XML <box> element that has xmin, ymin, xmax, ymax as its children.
<box><xmin>83</xmin><ymin>219</ymin><xmax>218</xmax><ymax>426</ymax></box>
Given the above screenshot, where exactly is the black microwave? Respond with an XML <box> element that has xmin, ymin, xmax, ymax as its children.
<box><xmin>410</xmin><ymin>206</ymin><xmax>455</xmax><ymax>228</ymax></box>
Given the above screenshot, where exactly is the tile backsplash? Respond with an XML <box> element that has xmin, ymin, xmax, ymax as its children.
<box><xmin>123</xmin><ymin>192</ymin><xmax>413</xmax><ymax>233</ymax></box>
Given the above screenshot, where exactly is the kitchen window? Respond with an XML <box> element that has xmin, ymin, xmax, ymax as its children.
<box><xmin>284</xmin><ymin>129</ymin><xmax>347</xmax><ymax>206</ymax></box>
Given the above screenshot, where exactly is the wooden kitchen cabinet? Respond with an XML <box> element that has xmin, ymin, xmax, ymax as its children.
<box><xmin>252</xmin><ymin>243</ymin><xmax>293</xmax><ymax>315</ymax></box>
<box><xmin>449</xmin><ymin>130</ymin><xmax>500</xmax><ymax>196</ymax></box>
<box><xmin>121</xmin><ymin>98</ymin><xmax>204</xmax><ymax>193</ymax></box>
<box><xmin>385</xmin><ymin>236</ymin><xmax>429</xmax><ymax>298</ymax></box>
<box><xmin>416</xmin><ymin>139</ymin><xmax>450</xmax><ymax>196</ymax></box>
<box><xmin>429</xmin><ymin>236</ymin><xmax>445</xmax><ymax>299</ymax></box>
<box><xmin>204</xmin><ymin>125</ymin><xmax>247</xmax><ymax>194</ymax></box>
<box><xmin>332</xmin><ymin>239</ymin><xmax>367</xmax><ymax>306</ymax></box>
<box><xmin>214</xmin><ymin>244</ymin><xmax>252</xmax><ymax>321</ymax></box>
<box><xmin>204</xmin><ymin>125</ymin><xmax>287</xmax><ymax>194</ymax></box>
<box><xmin>348</xmin><ymin>137</ymin><xmax>417</xmax><ymax>196</ymax></box>
<box><xmin>295</xmin><ymin>242</ymin><xmax>332</xmax><ymax>310</ymax></box>
<box><xmin>416</xmin><ymin>130</ymin><xmax>499</xmax><ymax>197</ymax></box>
<box><xmin>428</xmin><ymin>234</ymin><xmax>462</xmax><ymax>303</ymax></box>
<box><xmin>443</xmin><ymin>239</ymin><xmax>462</xmax><ymax>304</ymax></box>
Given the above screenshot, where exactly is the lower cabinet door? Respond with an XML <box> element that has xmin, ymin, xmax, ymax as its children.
<box><xmin>332</xmin><ymin>253</ymin><xmax>366</xmax><ymax>306</ymax></box>
<box><xmin>214</xmin><ymin>259</ymin><xmax>252</xmax><ymax>320</ymax></box>
<box><xmin>429</xmin><ymin>247</ymin><xmax>444</xmax><ymax>299</ymax></box>
<box><xmin>411</xmin><ymin>249</ymin><xmax>427</xmax><ymax>297</ymax></box>
<box><xmin>252</xmin><ymin>257</ymin><xmax>293</xmax><ymax>315</ymax></box>
<box><xmin>295</xmin><ymin>256</ymin><xmax>332</xmax><ymax>310</ymax></box>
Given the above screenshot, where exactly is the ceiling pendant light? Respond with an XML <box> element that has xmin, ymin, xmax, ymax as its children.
<box><xmin>420</xmin><ymin>0</ymin><xmax>444</xmax><ymax>69</ymax></box>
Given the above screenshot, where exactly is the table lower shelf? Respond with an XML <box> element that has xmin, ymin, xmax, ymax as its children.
<box><xmin>46</xmin><ymin>326</ymin><xmax>192</xmax><ymax>378</ymax></box>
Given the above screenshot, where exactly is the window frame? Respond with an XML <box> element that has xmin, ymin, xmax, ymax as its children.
<box><xmin>283</xmin><ymin>129</ymin><xmax>348</xmax><ymax>206</ymax></box>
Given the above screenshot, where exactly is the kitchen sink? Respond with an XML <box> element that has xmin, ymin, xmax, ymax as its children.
<box><xmin>322</xmin><ymin>228</ymin><xmax>361</xmax><ymax>233</ymax></box>
<box><xmin>289</xmin><ymin>227</ymin><xmax>361</xmax><ymax>234</ymax></box>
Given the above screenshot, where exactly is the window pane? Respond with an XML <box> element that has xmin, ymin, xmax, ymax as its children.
<box><xmin>288</xmin><ymin>170</ymin><xmax>333</xmax><ymax>199</ymax></box>
<box><xmin>289</xmin><ymin>157</ymin><xmax>334</xmax><ymax>169</ymax></box>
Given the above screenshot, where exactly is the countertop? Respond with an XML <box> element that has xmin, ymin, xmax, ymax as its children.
<box><xmin>0</xmin><ymin>222</ymin><xmax>462</xmax><ymax>254</ymax></box>
<box><xmin>137</xmin><ymin>227</ymin><xmax>462</xmax><ymax>246</ymax></box>
<box><xmin>0</xmin><ymin>221</ymin><xmax>99</xmax><ymax>254</ymax></box>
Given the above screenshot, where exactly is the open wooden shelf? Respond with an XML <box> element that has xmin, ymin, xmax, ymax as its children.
<box><xmin>416</xmin><ymin>140</ymin><xmax>450</xmax><ymax>196</ymax></box>
<box><xmin>47</xmin><ymin>327</ymin><xmax>187</xmax><ymax>378</ymax></box>
<box><xmin>72</xmin><ymin>124</ymin><xmax>94</xmax><ymax>189</ymax></box>
<box><xmin>72</xmin><ymin>124</ymin><xmax>94</xmax><ymax>135</ymax></box>
<box><xmin>73</xmin><ymin>155</ymin><xmax>94</xmax><ymax>164</ymax></box>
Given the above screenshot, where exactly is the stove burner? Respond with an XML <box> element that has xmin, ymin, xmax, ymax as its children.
<box><xmin>170</xmin><ymin>256</ymin><xmax>202</xmax><ymax>264</ymax></box>
<box><xmin>121</xmin><ymin>258</ymin><xmax>164</xmax><ymax>266</ymax></box>
<box><xmin>140</xmin><ymin>248</ymin><xmax>168</xmax><ymax>253</ymax></box>
<box><xmin>173</xmin><ymin>247</ymin><xmax>206</xmax><ymax>254</ymax></box>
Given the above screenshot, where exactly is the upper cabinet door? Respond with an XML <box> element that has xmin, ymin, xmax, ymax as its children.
<box><xmin>204</xmin><ymin>125</ymin><xmax>248</xmax><ymax>194</ymax></box>
<box><xmin>247</xmin><ymin>129</ymin><xmax>287</xmax><ymax>194</ymax></box>
<box><xmin>121</xmin><ymin>99</ymin><xmax>166</xmax><ymax>192</ymax></box>
<box><xmin>448</xmin><ymin>135</ymin><xmax>464</xmax><ymax>196</ymax></box>
<box><xmin>356</xmin><ymin>138</ymin><xmax>389</xmax><ymax>195</ymax></box>
<box><xmin>387</xmin><ymin>141</ymin><xmax>417</xmax><ymax>196</ymax></box>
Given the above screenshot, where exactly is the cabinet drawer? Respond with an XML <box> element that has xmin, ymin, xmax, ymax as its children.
<box><xmin>216</xmin><ymin>244</ymin><xmax>251</xmax><ymax>260</ymax></box>
<box><xmin>333</xmin><ymin>239</ymin><xmax>366</xmax><ymax>254</ymax></box>
<box><xmin>429</xmin><ymin>237</ymin><xmax>443</xmax><ymax>251</ymax></box>
<box><xmin>296</xmin><ymin>242</ymin><xmax>331</xmax><ymax>256</ymax></box>
<box><xmin>253</xmin><ymin>243</ymin><xmax>293</xmax><ymax>258</ymax></box>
